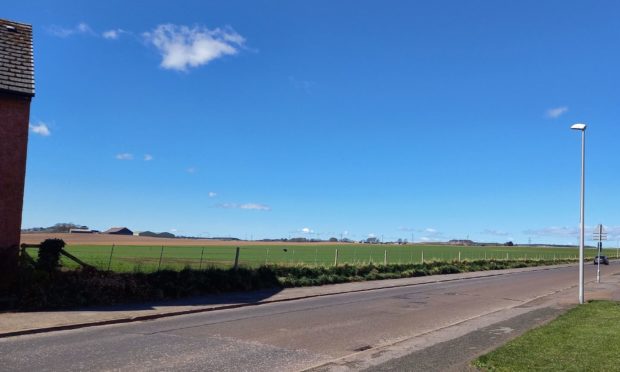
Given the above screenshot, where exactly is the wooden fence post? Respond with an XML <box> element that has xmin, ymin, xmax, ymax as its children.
<box><xmin>157</xmin><ymin>246</ymin><xmax>164</xmax><ymax>271</ymax></box>
<box><xmin>107</xmin><ymin>244</ymin><xmax>115</xmax><ymax>271</ymax></box>
<box><xmin>233</xmin><ymin>247</ymin><xmax>240</xmax><ymax>270</ymax></box>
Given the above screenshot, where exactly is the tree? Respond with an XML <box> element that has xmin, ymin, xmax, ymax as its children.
<box><xmin>329</xmin><ymin>237</ymin><xmax>338</xmax><ymax>242</ymax></box>
<box><xmin>504</xmin><ymin>241</ymin><xmax>514</xmax><ymax>246</ymax></box>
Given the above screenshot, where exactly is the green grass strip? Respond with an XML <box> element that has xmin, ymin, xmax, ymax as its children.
<box><xmin>473</xmin><ymin>300</ymin><xmax>620</xmax><ymax>371</ymax></box>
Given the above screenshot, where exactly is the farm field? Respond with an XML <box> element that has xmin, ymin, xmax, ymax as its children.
<box><xmin>23</xmin><ymin>239</ymin><xmax>608</xmax><ymax>272</ymax></box>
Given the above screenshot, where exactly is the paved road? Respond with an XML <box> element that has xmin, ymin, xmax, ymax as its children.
<box><xmin>2</xmin><ymin>263</ymin><xmax>618</xmax><ymax>371</ymax></box>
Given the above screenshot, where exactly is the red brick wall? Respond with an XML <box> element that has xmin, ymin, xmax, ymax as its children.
<box><xmin>0</xmin><ymin>92</ymin><xmax>31</xmax><ymax>288</ymax></box>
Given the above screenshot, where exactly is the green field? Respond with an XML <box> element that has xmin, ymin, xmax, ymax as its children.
<box><xmin>26</xmin><ymin>243</ymin><xmax>609</xmax><ymax>272</ymax></box>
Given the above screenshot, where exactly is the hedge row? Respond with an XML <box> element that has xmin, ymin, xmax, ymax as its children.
<box><xmin>5</xmin><ymin>258</ymin><xmax>574</xmax><ymax>311</ymax></box>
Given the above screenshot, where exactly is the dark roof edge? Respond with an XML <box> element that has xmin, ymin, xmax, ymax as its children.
<box><xmin>0</xmin><ymin>88</ymin><xmax>34</xmax><ymax>98</ymax></box>
<box><xmin>0</xmin><ymin>18</ymin><xmax>33</xmax><ymax>27</ymax></box>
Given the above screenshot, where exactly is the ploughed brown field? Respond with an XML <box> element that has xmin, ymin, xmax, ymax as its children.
<box><xmin>20</xmin><ymin>233</ymin><xmax>346</xmax><ymax>246</ymax></box>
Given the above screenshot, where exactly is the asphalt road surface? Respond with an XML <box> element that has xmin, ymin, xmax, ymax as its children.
<box><xmin>2</xmin><ymin>263</ymin><xmax>618</xmax><ymax>371</ymax></box>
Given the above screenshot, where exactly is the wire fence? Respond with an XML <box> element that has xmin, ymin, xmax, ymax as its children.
<box><xmin>24</xmin><ymin>244</ymin><xmax>608</xmax><ymax>273</ymax></box>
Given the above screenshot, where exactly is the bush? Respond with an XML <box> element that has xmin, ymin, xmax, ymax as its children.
<box><xmin>36</xmin><ymin>239</ymin><xmax>65</xmax><ymax>272</ymax></box>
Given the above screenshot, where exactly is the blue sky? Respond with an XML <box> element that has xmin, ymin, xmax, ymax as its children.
<box><xmin>8</xmin><ymin>1</ymin><xmax>620</xmax><ymax>244</ymax></box>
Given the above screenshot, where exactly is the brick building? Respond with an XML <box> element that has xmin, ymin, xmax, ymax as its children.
<box><xmin>0</xmin><ymin>19</ymin><xmax>34</xmax><ymax>290</ymax></box>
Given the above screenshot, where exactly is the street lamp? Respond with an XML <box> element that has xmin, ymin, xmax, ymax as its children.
<box><xmin>571</xmin><ymin>122</ymin><xmax>587</xmax><ymax>304</ymax></box>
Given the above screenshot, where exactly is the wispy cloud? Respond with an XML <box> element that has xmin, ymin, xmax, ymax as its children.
<box><xmin>29</xmin><ymin>122</ymin><xmax>51</xmax><ymax>136</ymax></box>
<box><xmin>115</xmin><ymin>153</ymin><xmax>134</xmax><ymax>160</ymax></box>
<box><xmin>102</xmin><ymin>29</ymin><xmax>125</xmax><ymax>40</ymax></box>
<box><xmin>143</xmin><ymin>24</ymin><xmax>245</xmax><ymax>71</ymax></box>
<box><xmin>208</xmin><ymin>192</ymin><xmax>217</xmax><ymax>198</ymax></box>
<box><xmin>546</xmin><ymin>106</ymin><xmax>568</xmax><ymax>119</ymax></box>
<box><xmin>186</xmin><ymin>167</ymin><xmax>197</xmax><ymax>173</ymax></box>
<box><xmin>288</xmin><ymin>76</ymin><xmax>316</xmax><ymax>93</ymax></box>
<box><xmin>216</xmin><ymin>202</ymin><xmax>271</xmax><ymax>211</ymax></box>
<box><xmin>239</xmin><ymin>203</ymin><xmax>271</xmax><ymax>211</ymax></box>
<box><xmin>523</xmin><ymin>226</ymin><xmax>578</xmax><ymax>237</ymax></box>
<box><xmin>398</xmin><ymin>227</ymin><xmax>442</xmax><ymax>241</ymax></box>
<box><xmin>48</xmin><ymin>22</ymin><xmax>94</xmax><ymax>37</ymax></box>
<box><xmin>143</xmin><ymin>154</ymin><xmax>153</xmax><ymax>161</ymax></box>
<box><xmin>482</xmin><ymin>229</ymin><xmax>510</xmax><ymax>236</ymax></box>
<box><xmin>398</xmin><ymin>227</ymin><xmax>440</xmax><ymax>234</ymax></box>
<box><xmin>301</xmin><ymin>227</ymin><xmax>314</xmax><ymax>234</ymax></box>
<box><xmin>525</xmin><ymin>225</ymin><xmax>620</xmax><ymax>241</ymax></box>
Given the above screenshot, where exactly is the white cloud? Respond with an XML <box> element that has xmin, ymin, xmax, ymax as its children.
<box><xmin>144</xmin><ymin>154</ymin><xmax>153</xmax><ymax>161</ymax></box>
<box><xmin>77</xmin><ymin>22</ymin><xmax>91</xmax><ymax>33</ymax></box>
<box><xmin>48</xmin><ymin>22</ymin><xmax>94</xmax><ymax>37</ymax></box>
<box><xmin>143</xmin><ymin>24</ymin><xmax>245</xmax><ymax>71</ymax></box>
<box><xmin>208</xmin><ymin>192</ymin><xmax>217</xmax><ymax>198</ymax></box>
<box><xmin>239</xmin><ymin>203</ymin><xmax>271</xmax><ymax>211</ymax></box>
<box><xmin>216</xmin><ymin>202</ymin><xmax>271</xmax><ymax>211</ymax></box>
<box><xmin>116</xmin><ymin>153</ymin><xmax>134</xmax><ymax>160</ymax></box>
<box><xmin>301</xmin><ymin>227</ymin><xmax>313</xmax><ymax>234</ymax></box>
<box><xmin>102</xmin><ymin>29</ymin><xmax>124</xmax><ymax>40</ymax></box>
<box><xmin>29</xmin><ymin>122</ymin><xmax>51</xmax><ymax>136</ymax></box>
<box><xmin>368</xmin><ymin>233</ymin><xmax>376</xmax><ymax>238</ymax></box>
<box><xmin>425</xmin><ymin>228</ymin><xmax>437</xmax><ymax>233</ymax></box>
<box><xmin>546</xmin><ymin>106</ymin><xmax>568</xmax><ymax>119</ymax></box>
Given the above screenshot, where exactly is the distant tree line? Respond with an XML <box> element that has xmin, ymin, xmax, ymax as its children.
<box><xmin>22</xmin><ymin>223</ymin><xmax>88</xmax><ymax>233</ymax></box>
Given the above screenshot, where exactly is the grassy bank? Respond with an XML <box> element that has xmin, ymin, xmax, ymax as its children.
<box><xmin>23</xmin><ymin>243</ymin><xmax>593</xmax><ymax>272</ymax></box>
<box><xmin>474</xmin><ymin>300</ymin><xmax>620</xmax><ymax>371</ymax></box>
<box><xmin>8</xmin><ymin>259</ymin><xmax>575</xmax><ymax>311</ymax></box>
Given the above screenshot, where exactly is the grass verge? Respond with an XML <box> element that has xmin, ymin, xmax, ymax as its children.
<box><xmin>473</xmin><ymin>300</ymin><xmax>620</xmax><ymax>371</ymax></box>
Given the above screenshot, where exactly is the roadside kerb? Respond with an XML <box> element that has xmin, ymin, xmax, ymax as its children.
<box><xmin>0</xmin><ymin>263</ymin><xmax>581</xmax><ymax>339</ymax></box>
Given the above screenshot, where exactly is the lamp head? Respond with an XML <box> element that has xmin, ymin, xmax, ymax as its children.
<box><xmin>571</xmin><ymin>123</ymin><xmax>587</xmax><ymax>131</ymax></box>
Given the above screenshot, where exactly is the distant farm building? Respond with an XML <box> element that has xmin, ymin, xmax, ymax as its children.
<box><xmin>104</xmin><ymin>227</ymin><xmax>133</xmax><ymax>235</ymax></box>
<box><xmin>69</xmin><ymin>228</ymin><xmax>94</xmax><ymax>234</ymax></box>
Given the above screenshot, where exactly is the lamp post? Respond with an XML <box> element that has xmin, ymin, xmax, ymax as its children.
<box><xmin>571</xmin><ymin>123</ymin><xmax>587</xmax><ymax>304</ymax></box>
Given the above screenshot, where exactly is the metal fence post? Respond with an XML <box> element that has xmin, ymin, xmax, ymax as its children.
<box><xmin>233</xmin><ymin>246</ymin><xmax>240</xmax><ymax>270</ymax></box>
<box><xmin>199</xmin><ymin>247</ymin><xmax>205</xmax><ymax>270</ymax></box>
<box><xmin>421</xmin><ymin>251</ymin><xmax>424</xmax><ymax>264</ymax></box>
<box><xmin>334</xmin><ymin>248</ymin><xmax>339</xmax><ymax>266</ymax></box>
<box><xmin>157</xmin><ymin>246</ymin><xmax>164</xmax><ymax>271</ymax></box>
<box><xmin>384</xmin><ymin>250</ymin><xmax>387</xmax><ymax>265</ymax></box>
<box><xmin>107</xmin><ymin>244</ymin><xmax>115</xmax><ymax>271</ymax></box>
<box><xmin>458</xmin><ymin>251</ymin><xmax>461</xmax><ymax>262</ymax></box>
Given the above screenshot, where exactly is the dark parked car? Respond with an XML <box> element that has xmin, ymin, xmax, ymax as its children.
<box><xmin>594</xmin><ymin>256</ymin><xmax>609</xmax><ymax>265</ymax></box>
